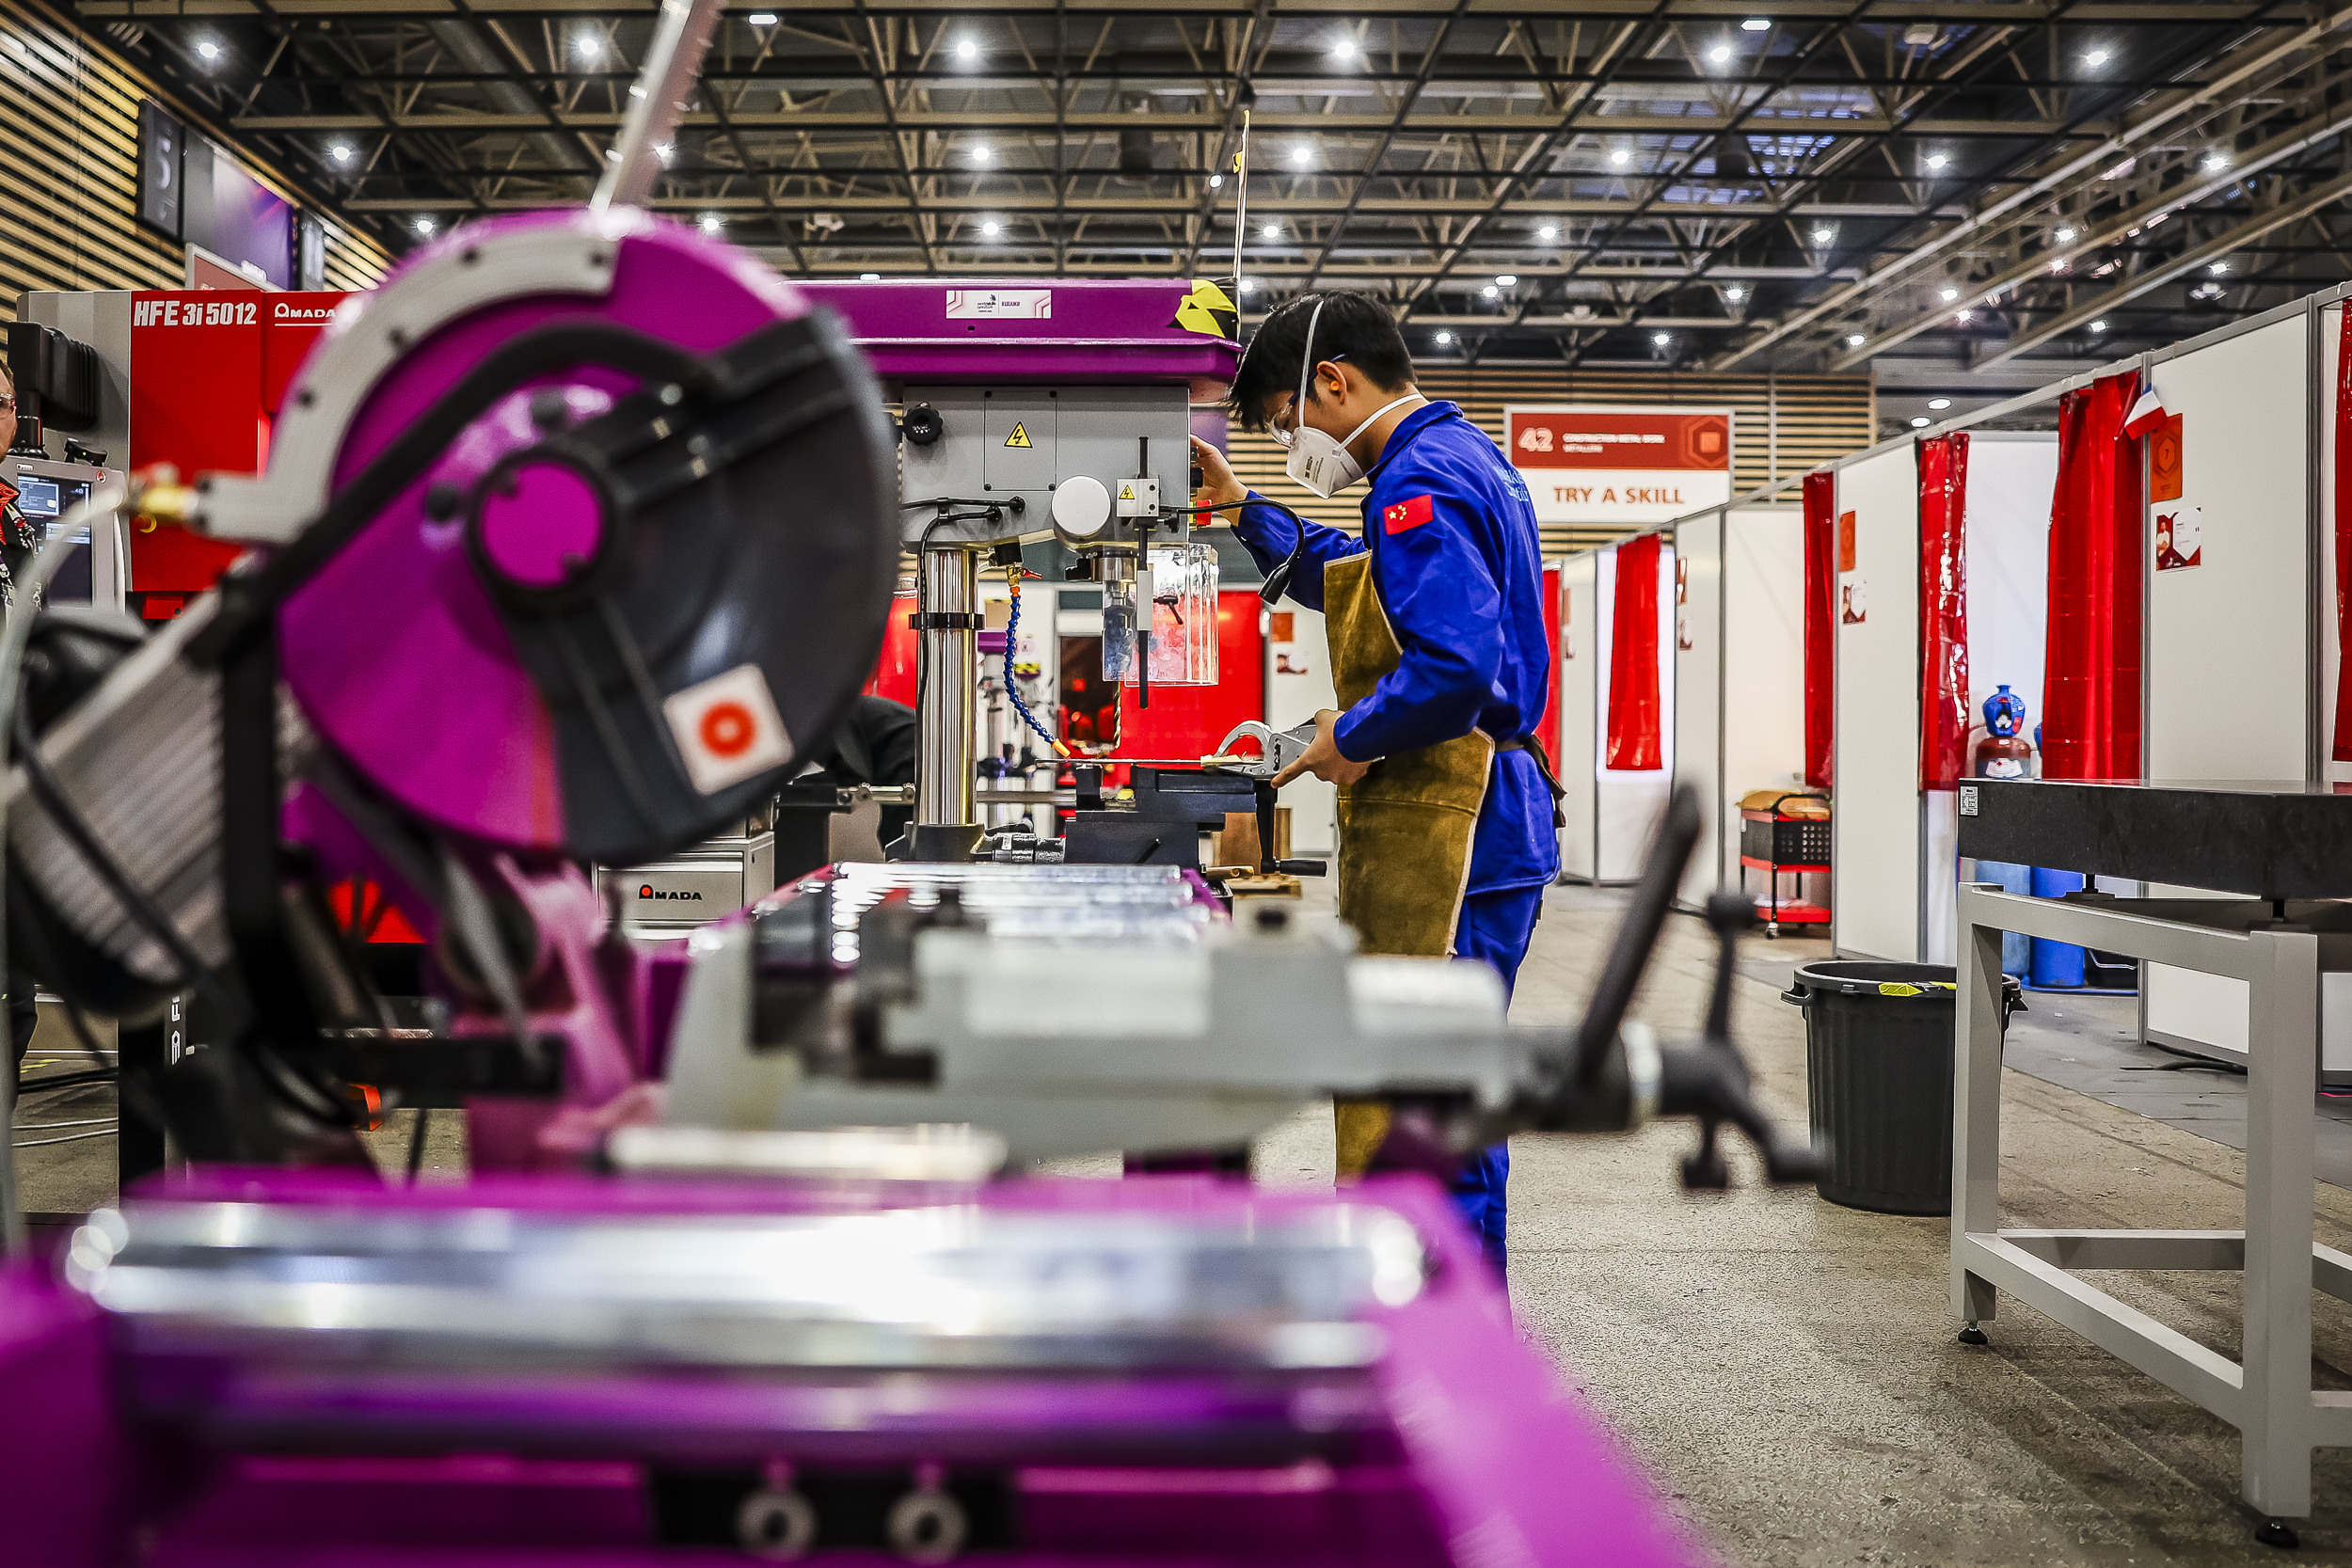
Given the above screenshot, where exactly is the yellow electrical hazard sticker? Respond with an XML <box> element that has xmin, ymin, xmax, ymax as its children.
<box><xmin>1172</xmin><ymin>278</ymin><xmax>1239</xmax><ymax>338</ymax></box>
<box><xmin>1119</xmin><ymin>483</ymin><xmax>1135</xmax><ymax>500</ymax></box>
<box><xmin>1004</xmin><ymin>422</ymin><xmax>1032</xmax><ymax>449</ymax></box>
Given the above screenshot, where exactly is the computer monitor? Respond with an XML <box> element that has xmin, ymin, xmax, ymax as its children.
<box><xmin>3</xmin><ymin>456</ymin><xmax>125</xmax><ymax>610</ymax></box>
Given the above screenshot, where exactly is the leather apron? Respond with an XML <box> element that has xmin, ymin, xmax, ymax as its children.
<box><xmin>1322</xmin><ymin>552</ymin><xmax>1495</xmax><ymax>1177</ymax></box>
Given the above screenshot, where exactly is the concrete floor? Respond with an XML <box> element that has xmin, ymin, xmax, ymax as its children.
<box><xmin>17</xmin><ymin>885</ymin><xmax>2352</xmax><ymax>1562</ymax></box>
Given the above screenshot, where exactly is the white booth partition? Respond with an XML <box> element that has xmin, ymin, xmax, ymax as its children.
<box><xmin>1830</xmin><ymin>445</ymin><xmax>1925</xmax><ymax>961</ymax></box>
<box><xmin>1674</xmin><ymin>504</ymin><xmax>1808</xmax><ymax>911</ymax></box>
<box><xmin>1597</xmin><ymin>537</ymin><xmax>1677</xmax><ymax>882</ymax></box>
<box><xmin>2140</xmin><ymin>307</ymin><xmax>2318</xmax><ymax>1063</ymax></box>
<box><xmin>1720</xmin><ymin>505</ymin><xmax>1810</xmax><ymax>897</ymax></box>
<box><xmin>1557</xmin><ymin>536</ymin><xmax>1677</xmax><ymax>884</ymax></box>
<box><xmin>1556</xmin><ymin>554</ymin><xmax>1599</xmax><ymax>879</ymax></box>
<box><xmin>1924</xmin><ymin>434</ymin><xmax>2061</xmax><ymax>964</ymax></box>
<box><xmin>1671</xmin><ymin>511</ymin><xmax>1725</xmax><ymax>910</ymax></box>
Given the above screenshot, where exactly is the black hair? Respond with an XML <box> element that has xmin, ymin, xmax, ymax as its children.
<box><xmin>1227</xmin><ymin>291</ymin><xmax>1416</xmax><ymax>432</ymax></box>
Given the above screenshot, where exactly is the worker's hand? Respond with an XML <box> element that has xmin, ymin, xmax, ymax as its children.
<box><xmin>1189</xmin><ymin>435</ymin><xmax>1248</xmax><ymax>517</ymax></box>
<box><xmin>1274</xmin><ymin>707</ymin><xmax>1373</xmax><ymax>787</ymax></box>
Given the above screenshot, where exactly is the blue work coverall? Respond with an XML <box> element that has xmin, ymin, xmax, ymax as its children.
<box><xmin>1231</xmin><ymin>400</ymin><xmax>1559</xmax><ymax>1264</ymax></box>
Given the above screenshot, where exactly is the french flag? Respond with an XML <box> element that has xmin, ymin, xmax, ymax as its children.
<box><xmin>2122</xmin><ymin>373</ymin><xmax>2168</xmax><ymax>438</ymax></box>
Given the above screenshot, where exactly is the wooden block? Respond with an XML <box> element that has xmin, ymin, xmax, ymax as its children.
<box><xmin>1216</xmin><ymin>809</ymin><xmax>1294</xmax><ymax>869</ymax></box>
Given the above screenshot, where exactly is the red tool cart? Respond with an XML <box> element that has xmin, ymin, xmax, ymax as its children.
<box><xmin>1738</xmin><ymin>789</ymin><xmax>1830</xmax><ymax>938</ymax></box>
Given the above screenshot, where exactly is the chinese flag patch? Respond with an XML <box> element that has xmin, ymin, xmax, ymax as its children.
<box><xmin>1381</xmin><ymin>494</ymin><xmax>1434</xmax><ymax>534</ymax></box>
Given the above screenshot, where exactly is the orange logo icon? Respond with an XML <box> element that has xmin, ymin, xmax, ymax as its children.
<box><xmin>699</xmin><ymin>701</ymin><xmax>756</xmax><ymax>758</ymax></box>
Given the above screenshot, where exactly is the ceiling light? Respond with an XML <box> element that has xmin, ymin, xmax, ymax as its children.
<box><xmin>1292</xmin><ymin>145</ymin><xmax>1313</xmax><ymax>166</ymax></box>
<box><xmin>2055</xmin><ymin>227</ymin><xmax>2076</xmax><ymax>243</ymax></box>
<box><xmin>1495</xmin><ymin>274</ymin><xmax>1518</xmax><ymax>287</ymax></box>
<box><xmin>1741</xmin><ymin>17</ymin><xmax>1771</xmax><ymax>29</ymax></box>
<box><xmin>2204</xmin><ymin>154</ymin><xmax>2229</xmax><ymax>172</ymax></box>
<box><xmin>1846</xmin><ymin>333</ymin><xmax>1866</xmax><ymax>347</ymax></box>
<box><xmin>861</xmin><ymin>273</ymin><xmax>882</xmax><ymax>280</ymax></box>
<box><xmin>1482</xmin><ymin>285</ymin><xmax>1499</xmax><ymax>299</ymax></box>
<box><xmin>955</xmin><ymin>38</ymin><xmax>977</xmax><ymax>61</ymax></box>
<box><xmin>699</xmin><ymin>214</ymin><xmax>723</xmax><ymax>234</ymax></box>
<box><xmin>1239</xmin><ymin>277</ymin><xmax>1258</xmax><ymax>293</ymax></box>
<box><xmin>574</xmin><ymin>31</ymin><xmax>602</xmax><ymax>61</ymax></box>
<box><xmin>1926</xmin><ymin>154</ymin><xmax>1947</xmax><ymax>171</ymax></box>
<box><xmin>629</xmin><ymin>85</ymin><xmax>646</xmax><ymax>98</ymax></box>
<box><xmin>748</xmin><ymin>11</ymin><xmax>777</xmax><ymax>23</ymax></box>
<box><xmin>653</xmin><ymin>141</ymin><xmax>674</xmax><ymax>166</ymax></box>
<box><xmin>1708</xmin><ymin>43</ymin><xmax>1731</xmax><ymax>64</ymax></box>
<box><xmin>2049</xmin><ymin>258</ymin><xmax>2069</xmax><ymax>273</ymax></box>
<box><xmin>2211</xmin><ymin>261</ymin><xmax>2230</xmax><ymax>274</ymax></box>
<box><xmin>1725</xmin><ymin>285</ymin><xmax>1745</xmax><ymax>301</ymax></box>
<box><xmin>1956</xmin><ymin>309</ymin><xmax>1973</xmax><ymax>323</ymax></box>
<box><xmin>1262</xmin><ymin>221</ymin><xmax>1281</xmax><ymax>240</ymax></box>
<box><xmin>330</xmin><ymin>144</ymin><xmax>353</xmax><ymax>165</ymax></box>
<box><xmin>1811</xmin><ymin>226</ymin><xmax>1835</xmax><ymax>245</ymax></box>
<box><xmin>1610</xmin><ymin>148</ymin><xmax>1630</xmax><ymax>166</ymax></box>
<box><xmin>1911</xmin><ymin>417</ymin><xmax>1931</xmax><ymax>428</ymax></box>
<box><xmin>1653</xmin><ymin>332</ymin><xmax>1672</xmax><ymax>346</ymax></box>
<box><xmin>2084</xmin><ymin>49</ymin><xmax>2108</xmax><ymax>67</ymax></box>
<box><xmin>1928</xmin><ymin>398</ymin><xmax>1952</xmax><ymax>410</ymax></box>
<box><xmin>1940</xmin><ymin>287</ymin><xmax>1959</xmax><ymax>302</ymax></box>
<box><xmin>971</xmin><ymin>144</ymin><xmax>991</xmax><ymax>164</ymax></box>
<box><xmin>1331</xmin><ymin>38</ymin><xmax>1356</xmax><ymax>60</ymax></box>
<box><xmin>978</xmin><ymin>219</ymin><xmax>1001</xmax><ymax>237</ymax></box>
<box><xmin>195</xmin><ymin>39</ymin><xmax>221</xmax><ymax>61</ymax></box>
<box><xmin>414</xmin><ymin>217</ymin><xmax>436</xmax><ymax>236</ymax></box>
<box><xmin>1538</xmin><ymin>224</ymin><xmax>1558</xmax><ymax>241</ymax></box>
<box><xmin>2089</xmin><ymin>320</ymin><xmax>2106</xmax><ymax>333</ymax></box>
<box><xmin>1209</xmin><ymin>173</ymin><xmax>1223</xmax><ymax>188</ymax></box>
<box><xmin>1435</xmin><ymin>330</ymin><xmax>1453</xmax><ymax>345</ymax></box>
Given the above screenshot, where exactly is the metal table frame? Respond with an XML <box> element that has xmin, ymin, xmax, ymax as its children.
<box><xmin>1955</xmin><ymin>883</ymin><xmax>2352</xmax><ymax>1522</ymax></box>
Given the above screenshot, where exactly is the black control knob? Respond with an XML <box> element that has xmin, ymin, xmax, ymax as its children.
<box><xmin>900</xmin><ymin>403</ymin><xmax>944</xmax><ymax>447</ymax></box>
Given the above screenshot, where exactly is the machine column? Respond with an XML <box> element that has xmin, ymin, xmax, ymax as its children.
<box><xmin>911</xmin><ymin>545</ymin><xmax>984</xmax><ymax>862</ymax></box>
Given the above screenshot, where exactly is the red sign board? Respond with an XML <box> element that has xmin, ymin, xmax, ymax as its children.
<box><xmin>128</xmin><ymin>289</ymin><xmax>351</xmax><ymax>595</ymax></box>
<box><xmin>1505</xmin><ymin>409</ymin><xmax>1731</xmax><ymax>472</ymax></box>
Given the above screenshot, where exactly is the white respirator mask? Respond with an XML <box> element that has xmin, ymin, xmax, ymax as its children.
<box><xmin>1268</xmin><ymin>298</ymin><xmax>1424</xmax><ymax>499</ymax></box>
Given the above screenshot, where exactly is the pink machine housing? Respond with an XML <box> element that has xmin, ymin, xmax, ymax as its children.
<box><xmin>0</xmin><ymin>214</ymin><xmax>1693</xmax><ymax>1563</ymax></box>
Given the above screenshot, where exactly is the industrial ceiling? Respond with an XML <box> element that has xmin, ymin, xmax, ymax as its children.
<box><xmin>75</xmin><ymin>0</ymin><xmax>2352</xmax><ymax>377</ymax></box>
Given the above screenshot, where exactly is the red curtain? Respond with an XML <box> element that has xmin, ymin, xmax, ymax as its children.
<box><xmin>1606</xmin><ymin>531</ymin><xmax>1663</xmax><ymax>770</ymax></box>
<box><xmin>1801</xmin><ymin>470</ymin><xmax>1836</xmax><ymax>788</ymax></box>
<box><xmin>2333</xmin><ymin>307</ymin><xmax>2352</xmax><ymax>760</ymax></box>
<box><xmin>2042</xmin><ymin>371</ymin><xmax>2144</xmax><ymax>781</ymax></box>
<box><xmin>1917</xmin><ymin>434</ymin><xmax>1971</xmax><ymax>791</ymax></box>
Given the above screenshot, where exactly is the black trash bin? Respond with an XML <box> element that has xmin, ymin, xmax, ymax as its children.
<box><xmin>1779</xmin><ymin>962</ymin><xmax>2023</xmax><ymax>1215</ymax></box>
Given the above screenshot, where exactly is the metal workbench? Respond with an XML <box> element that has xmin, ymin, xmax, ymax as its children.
<box><xmin>1953</xmin><ymin>779</ymin><xmax>2352</xmax><ymax>1545</ymax></box>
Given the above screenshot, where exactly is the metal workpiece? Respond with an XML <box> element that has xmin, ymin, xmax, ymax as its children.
<box><xmin>1951</xmin><ymin>882</ymin><xmax>2352</xmax><ymax>1524</ymax></box>
<box><xmin>64</xmin><ymin>1191</ymin><xmax>1423</xmax><ymax>1456</ymax></box>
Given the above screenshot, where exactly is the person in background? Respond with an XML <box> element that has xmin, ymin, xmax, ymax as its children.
<box><xmin>1191</xmin><ymin>291</ymin><xmax>1562</xmax><ymax>1272</ymax></box>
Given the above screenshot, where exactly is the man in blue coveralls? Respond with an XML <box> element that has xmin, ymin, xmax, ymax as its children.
<box><xmin>1190</xmin><ymin>290</ymin><xmax>1562</xmax><ymax>1269</ymax></box>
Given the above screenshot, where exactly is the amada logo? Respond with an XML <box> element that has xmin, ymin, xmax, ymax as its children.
<box><xmin>638</xmin><ymin>884</ymin><xmax>702</xmax><ymax>901</ymax></box>
<box><xmin>272</xmin><ymin>301</ymin><xmax>335</xmax><ymax>323</ymax></box>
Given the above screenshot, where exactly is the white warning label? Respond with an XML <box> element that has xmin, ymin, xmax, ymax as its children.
<box><xmin>946</xmin><ymin>288</ymin><xmax>1052</xmax><ymax>320</ymax></box>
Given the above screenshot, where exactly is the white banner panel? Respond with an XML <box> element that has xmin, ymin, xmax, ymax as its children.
<box><xmin>1507</xmin><ymin>405</ymin><xmax>1735</xmax><ymax>531</ymax></box>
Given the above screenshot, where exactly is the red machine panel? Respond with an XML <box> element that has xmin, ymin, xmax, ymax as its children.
<box><xmin>127</xmin><ymin>290</ymin><xmax>350</xmax><ymax>606</ymax></box>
